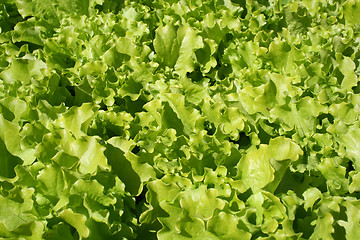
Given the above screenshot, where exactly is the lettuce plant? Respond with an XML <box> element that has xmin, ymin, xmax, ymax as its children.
<box><xmin>1</xmin><ymin>0</ymin><xmax>360</xmax><ymax>239</ymax></box>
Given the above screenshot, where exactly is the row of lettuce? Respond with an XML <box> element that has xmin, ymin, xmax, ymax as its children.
<box><xmin>1</xmin><ymin>0</ymin><xmax>360</xmax><ymax>239</ymax></box>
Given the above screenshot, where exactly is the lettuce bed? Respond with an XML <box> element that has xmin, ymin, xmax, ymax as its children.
<box><xmin>1</xmin><ymin>0</ymin><xmax>360</xmax><ymax>239</ymax></box>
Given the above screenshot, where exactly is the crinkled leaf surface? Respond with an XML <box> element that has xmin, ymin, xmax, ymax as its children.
<box><xmin>0</xmin><ymin>0</ymin><xmax>360</xmax><ymax>239</ymax></box>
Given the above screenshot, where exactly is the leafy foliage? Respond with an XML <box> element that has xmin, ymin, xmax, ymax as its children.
<box><xmin>1</xmin><ymin>0</ymin><xmax>360</xmax><ymax>239</ymax></box>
